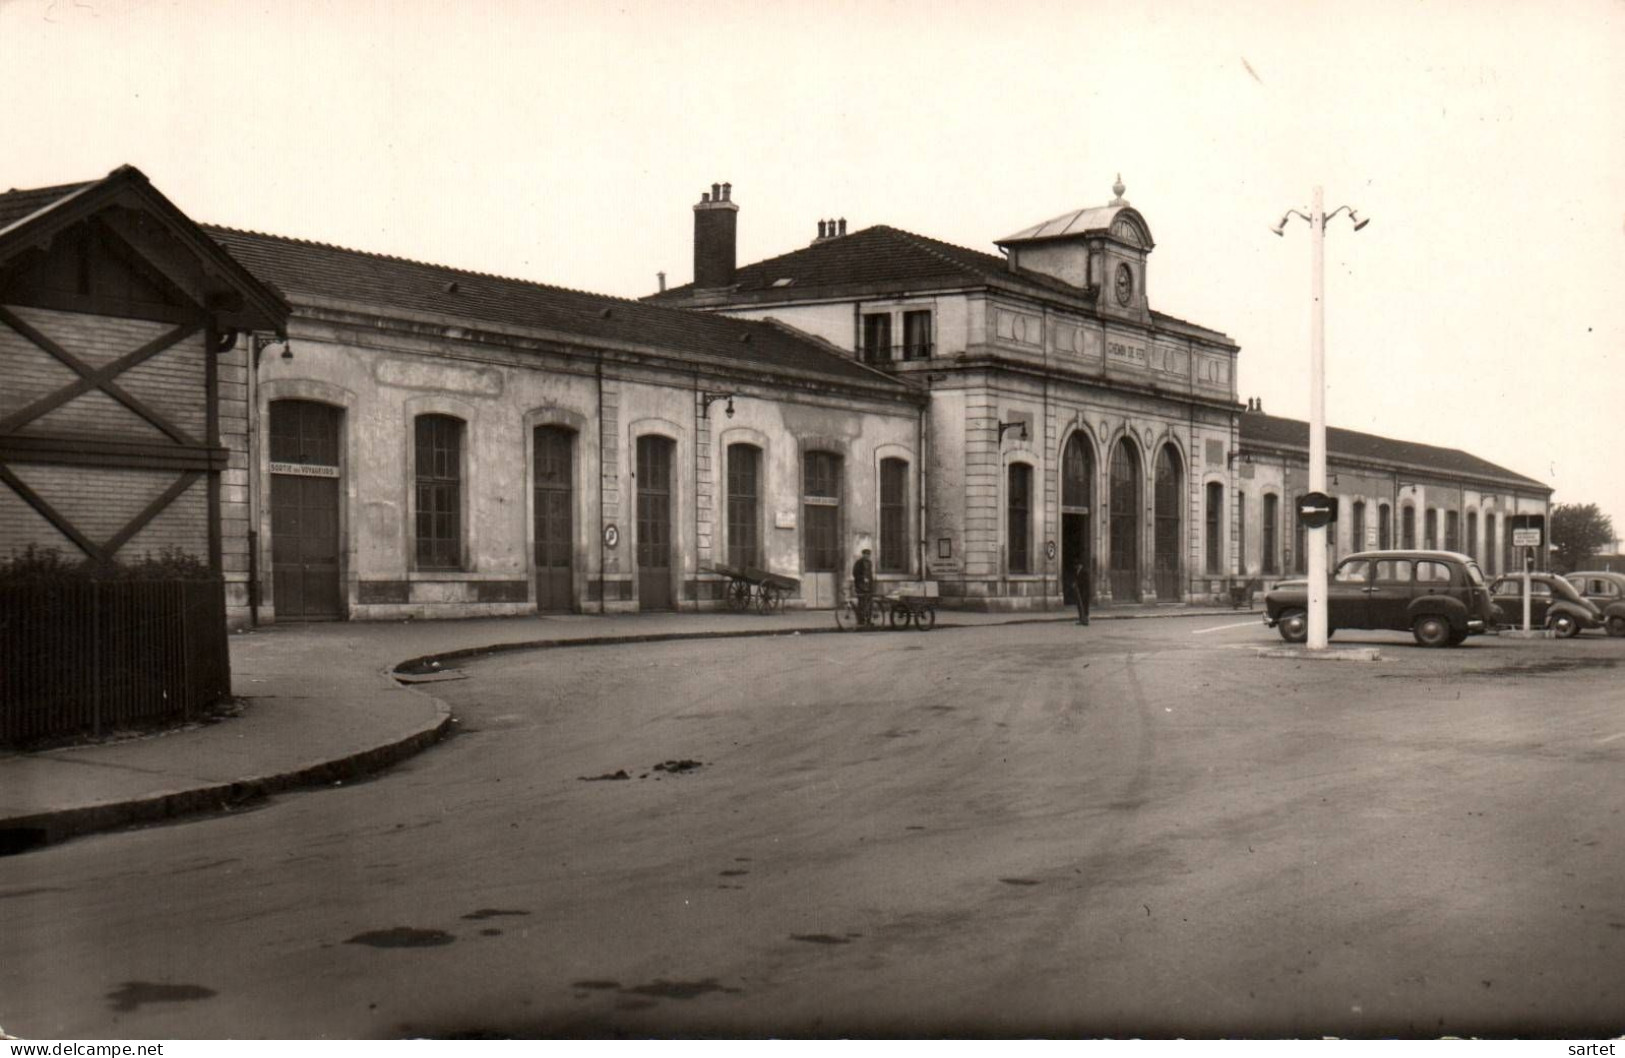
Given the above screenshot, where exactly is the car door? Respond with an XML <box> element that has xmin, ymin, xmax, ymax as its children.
<box><xmin>1490</xmin><ymin>577</ymin><xmax>1518</xmax><ymax>625</ymax></box>
<box><xmin>1328</xmin><ymin>557</ymin><xmax>1374</xmax><ymax>629</ymax></box>
<box><xmin>1367</xmin><ymin>559</ymin><xmax>1413</xmax><ymax>630</ymax></box>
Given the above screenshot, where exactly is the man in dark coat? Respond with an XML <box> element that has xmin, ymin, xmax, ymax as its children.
<box><xmin>852</xmin><ymin>547</ymin><xmax>875</xmax><ymax>625</ymax></box>
<box><xmin>1073</xmin><ymin>558</ymin><xmax>1091</xmax><ymax>625</ymax></box>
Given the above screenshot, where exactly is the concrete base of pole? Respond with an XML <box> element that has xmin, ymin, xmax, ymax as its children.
<box><xmin>1256</xmin><ymin>646</ymin><xmax>1383</xmax><ymax>662</ymax></box>
<box><xmin>1498</xmin><ymin>629</ymin><xmax>1552</xmax><ymax>640</ymax></box>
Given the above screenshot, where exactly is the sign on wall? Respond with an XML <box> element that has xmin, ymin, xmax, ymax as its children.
<box><xmin>269</xmin><ymin>462</ymin><xmax>339</xmax><ymax>478</ymax></box>
<box><xmin>1512</xmin><ymin>528</ymin><xmax>1541</xmax><ymax>548</ymax></box>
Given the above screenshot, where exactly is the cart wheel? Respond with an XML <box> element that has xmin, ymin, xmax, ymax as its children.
<box><xmin>727</xmin><ymin>579</ymin><xmax>752</xmax><ymax>612</ymax></box>
<box><xmin>758</xmin><ymin>584</ymin><xmax>784</xmax><ymax>613</ymax></box>
<box><xmin>914</xmin><ymin>606</ymin><xmax>936</xmax><ymax>631</ymax></box>
<box><xmin>834</xmin><ymin>600</ymin><xmax>857</xmax><ymax>631</ymax></box>
<box><xmin>889</xmin><ymin>605</ymin><xmax>911</xmax><ymax>630</ymax></box>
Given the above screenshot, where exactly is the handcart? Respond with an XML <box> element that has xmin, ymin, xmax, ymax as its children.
<box><xmin>834</xmin><ymin>581</ymin><xmax>939</xmax><ymax>631</ymax></box>
<box><xmin>711</xmin><ymin>564</ymin><xmax>799</xmax><ymax>614</ymax></box>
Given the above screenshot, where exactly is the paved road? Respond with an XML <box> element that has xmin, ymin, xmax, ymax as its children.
<box><xmin>3</xmin><ymin>617</ymin><xmax>1622</xmax><ymax>1038</ymax></box>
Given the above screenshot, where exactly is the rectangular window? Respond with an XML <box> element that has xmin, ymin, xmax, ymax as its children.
<box><xmin>1445</xmin><ymin>510</ymin><xmax>1459</xmax><ymax>552</ymax></box>
<box><xmin>902</xmin><ymin>310</ymin><xmax>933</xmax><ymax>360</ymax></box>
<box><xmin>1262</xmin><ymin>494</ymin><xmax>1278</xmax><ymax>575</ymax></box>
<box><xmin>726</xmin><ymin>444</ymin><xmax>761</xmax><ymax>570</ymax></box>
<box><xmin>415</xmin><ymin>415</ymin><xmax>463</xmax><ymax>570</ymax></box>
<box><xmin>1485</xmin><ymin>514</ymin><xmax>1497</xmax><ymax>574</ymax></box>
<box><xmin>1379</xmin><ymin>503</ymin><xmax>1391</xmax><ymax>550</ymax></box>
<box><xmin>1402</xmin><ymin>506</ymin><xmax>1416</xmax><ymax>549</ymax></box>
<box><xmin>1425</xmin><ymin>508</ymin><xmax>1438</xmax><ymax>549</ymax></box>
<box><xmin>1236</xmin><ymin>490</ymin><xmax>1247</xmax><ymax>574</ymax></box>
<box><xmin>1205</xmin><ymin>482</ymin><xmax>1223</xmax><ymax>574</ymax></box>
<box><xmin>861</xmin><ymin>314</ymin><xmax>892</xmax><ymax>364</ymax></box>
<box><xmin>1466</xmin><ymin>511</ymin><xmax>1478</xmax><ymax>560</ymax></box>
<box><xmin>802</xmin><ymin>451</ymin><xmax>842</xmax><ymax>572</ymax></box>
<box><xmin>1008</xmin><ymin>464</ymin><xmax>1032</xmax><ymax>574</ymax></box>
<box><xmin>1352</xmin><ymin>501</ymin><xmax>1367</xmax><ymax>553</ymax></box>
<box><xmin>879</xmin><ymin>458</ymin><xmax>909</xmax><ymax>573</ymax></box>
<box><xmin>1294</xmin><ymin>495</ymin><xmax>1307</xmax><ymax>574</ymax></box>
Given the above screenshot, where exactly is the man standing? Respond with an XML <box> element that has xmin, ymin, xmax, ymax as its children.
<box><xmin>1073</xmin><ymin>557</ymin><xmax>1091</xmax><ymax>625</ymax></box>
<box><xmin>852</xmin><ymin>547</ymin><xmax>875</xmax><ymax>626</ymax></box>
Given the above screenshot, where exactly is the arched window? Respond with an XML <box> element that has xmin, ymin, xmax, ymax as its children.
<box><xmin>1205</xmin><ymin>482</ymin><xmax>1224</xmax><ymax>575</ymax></box>
<box><xmin>1008</xmin><ymin>463</ymin><xmax>1033</xmax><ymax>574</ymax></box>
<box><xmin>1352</xmin><ymin>500</ymin><xmax>1367</xmax><ymax>553</ymax></box>
<box><xmin>1236</xmin><ymin>489</ymin><xmax>1248</xmax><ymax>574</ymax></box>
<box><xmin>1402</xmin><ymin>505</ymin><xmax>1416</xmax><ymax>549</ymax></box>
<box><xmin>1445</xmin><ymin>510</ymin><xmax>1460</xmax><ymax>552</ymax></box>
<box><xmin>803</xmin><ymin>451</ymin><xmax>842</xmax><ymax>572</ymax></box>
<box><xmin>1061</xmin><ymin>434</ymin><xmax>1095</xmax><ymax>604</ymax></box>
<box><xmin>1425</xmin><ymin>508</ymin><xmax>1438</xmax><ymax>549</ymax></box>
<box><xmin>1379</xmin><ymin>503</ymin><xmax>1392</xmax><ymax>550</ymax></box>
<box><xmin>726</xmin><ymin>443</ymin><xmax>761</xmax><ymax>570</ymax></box>
<box><xmin>880</xmin><ymin>458</ymin><xmax>909</xmax><ymax>573</ymax></box>
<box><xmin>1262</xmin><ymin>493</ymin><xmax>1279</xmax><ymax>575</ymax></box>
<box><xmin>1485</xmin><ymin>514</ymin><xmax>1498</xmax><ymax>573</ymax></box>
<box><xmin>414</xmin><ymin>414</ymin><xmax>464</xmax><ymax>569</ymax></box>
<box><xmin>1466</xmin><ymin>510</ymin><xmax>1478</xmax><ymax>560</ymax></box>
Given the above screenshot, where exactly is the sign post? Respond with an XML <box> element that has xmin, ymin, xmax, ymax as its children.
<box><xmin>1513</xmin><ymin>527</ymin><xmax>1541</xmax><ymax>632</ymax></box>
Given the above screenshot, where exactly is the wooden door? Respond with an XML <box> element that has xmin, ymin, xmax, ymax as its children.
<box><xmin>268</xmin><ymin>400</ymin><xmax>342</xmax><ymax>620</ymax></box>
<box><xmin>636</xmin><ymin>435</ymin><xmax>674</xmax><ymax>611</ymax></box>
<box><xmin>533</xmin><ymin>426</ymin><xmax>574</xmax><ymax>612</ymax></box>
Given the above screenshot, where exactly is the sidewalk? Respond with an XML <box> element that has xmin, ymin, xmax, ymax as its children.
<box><xmin>0</xmin><ymin>601</ymin><xmax>1246</xmax><ymax>851</ymax></box>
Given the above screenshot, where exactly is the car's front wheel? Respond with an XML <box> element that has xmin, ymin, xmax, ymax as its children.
<box><xmin>1276</xmin><ymin>609</ymin><xmax>1307</xmax><ymax>644</ymax></box>
<box><xmin>1413</xmin><ymin>614</ymin><xmax>1455</xmax><ymax>648</ymax></box>
<box><xmin>1549</xmin><ymin>612</ymin><xmax>1581</xmax><ymax>639</ymax></box>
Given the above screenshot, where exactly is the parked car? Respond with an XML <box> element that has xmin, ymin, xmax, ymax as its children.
<box><xmin>1488</xmin><ymin>573</ymin><xmax>1602</xmax><ymax>638</ymax></box>
<box><xmin>1562</xmin><ymin>571</ymin><xmax>1625</xmax><ymax>638</ymax></box>
<box><xmin>1264</xmin><ymin>549</ymin><xmax>1498</xmax><ymax>647</ymax></box>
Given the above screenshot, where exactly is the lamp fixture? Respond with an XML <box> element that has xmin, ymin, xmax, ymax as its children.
<box><xmin>700</xmin><ymin>391</ymin><xmax>736</xmax><ymax>419</ymax></box>
<box><xmin>997</xmin><ymin>420</ymin><xmax>1028</xmax><ymax>443</ymax></box>
<box><xmin>251</xmin><ymin>333</ymin><xmax>292</xmax><ymax>364</ymax></box>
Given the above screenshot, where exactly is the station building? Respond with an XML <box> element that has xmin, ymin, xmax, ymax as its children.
<box><xmin>649</xmin><ymin>179</ymin><xmax>1552</xmax><ymax>606</ymax></box>
<box><xmin>1</xmin><ymin>167</ymin><xmax>1551</xmax><ymax>625</ymax></box>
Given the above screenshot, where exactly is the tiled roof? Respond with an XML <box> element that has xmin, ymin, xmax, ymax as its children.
<box><xmin>0</xmin><ymin>181</ymin><xmax>94</xmax><ymax>232</ymax></box>
<box><xmin>647</xmin><ymin>223</ymin><xmax>1229</xmax><ymax>342</ymax></box>
<box><xmin>206</xmin><ymin>227</ymin><xmax>904</xmax><ymax>389</ymax></box>
<box><xmin>1239</xmin><ymin>411</ymin><xmax>1549</xmax><ymax>491</ymax></box>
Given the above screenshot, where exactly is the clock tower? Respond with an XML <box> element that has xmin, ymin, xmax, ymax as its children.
<box><xmin>995</xmin><ymin>175</ymin><xmax>1155</xmax><ymax>323</ymax></box>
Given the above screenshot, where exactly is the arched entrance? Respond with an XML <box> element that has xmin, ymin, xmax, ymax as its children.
<box><xmin>1109</xmin><ymin>437</ymin><xmax>1141</xmax><ymax>601</ymax></box>
<box><xmin>268</xmin><ymin>399</ymin><xmax>343</xmax><ymax>620</ymax></box>
<box><xmin>533</xmin><ymin>425</ymin><xmax>575</xmax><ymax>612</ymax></box>
<box><xmin>636</xmin><ymin>435</ymin><xmax>675</xmax><ymax>611</ymax></box>
<box><xmin>1060</xmin><ymin>432</ymin><xmax>1094</xmax><ymax>605</ymax></box>
<box><xmin>1153</xmin><ymin>443</ymin><xmax>1184</xmax><ymax>601</ymax></box>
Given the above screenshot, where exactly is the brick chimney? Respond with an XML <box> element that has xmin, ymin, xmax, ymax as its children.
<box><xmin>693</xmin><ymin>181</ymin><xmax>738</xmax><ymax>288</ymax></box>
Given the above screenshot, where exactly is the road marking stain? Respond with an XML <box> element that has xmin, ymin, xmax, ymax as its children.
<box><xmin>1193</xmin><ymin>621</ymin><xmax>1264</xmax><ymax>635</ymax></box>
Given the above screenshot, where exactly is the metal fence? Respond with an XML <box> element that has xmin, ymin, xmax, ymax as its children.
<box><xmin>0</xmin><ymin>578</ymin><xmax>230</xmax><ymax>746</ymax></box>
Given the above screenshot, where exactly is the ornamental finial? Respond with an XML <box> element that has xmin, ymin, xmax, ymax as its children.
<box><xmin>1110</xmin><ymin>174</ymin><xmax>1127</xmax><ymax>206</ymax></box>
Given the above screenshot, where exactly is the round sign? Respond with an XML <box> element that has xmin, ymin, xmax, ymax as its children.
<box><xmin>1045</xmin><ymin>540</ymin><xmax>1057</xmax><ymax>561</ymax></box>
<box><xmin>603</xmin><ymin>523</ymin><xmax>619</xmax><ymax>549</ymax></box>
<box><xmin>1297</xmin><ymin>491</ymin><xmax>1335</xmax><ymax>529</ymax></box>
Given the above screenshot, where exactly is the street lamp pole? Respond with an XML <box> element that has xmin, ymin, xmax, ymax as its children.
<box><xmin>1307</xmin><ymin>186</ymin><xmax>1328</xmax><ymax>651</ymax></box>
<box><xmin>1272</xmin><ymin>188</ymin><xmax>1367</xmax><ymax>652</ymax></box>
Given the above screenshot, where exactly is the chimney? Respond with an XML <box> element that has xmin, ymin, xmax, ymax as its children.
<box><xmin>693</xmin><ymin>181</ymin><xmax>739</xmax><ymax>288</ymax></box>
<box><xmin>812</xmin><ymin>216</ymin><xmax>849</xmax><ymax>245</ymax></box>
<box><xmin>837</xmin><ymin>217</ymin><xmax>846</xmax><ymax>236</ymax></box>
<box><xmin>657</xmin><ymin>270</ymin><xmax>666</xmax><ymax>293</ymax></box>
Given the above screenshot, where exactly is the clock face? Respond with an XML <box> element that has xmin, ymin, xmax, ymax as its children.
<box><xmin>1115</xmin><ymin>263</ymin><xmax>1134</xmax><ymax>306</ymax></box>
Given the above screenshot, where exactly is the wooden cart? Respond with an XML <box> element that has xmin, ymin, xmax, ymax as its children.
<box><xmin>834</xmin><ymin>581</ymin><xmax>939</xmax><ymax>631</ymax></box>
<box><xmin>711</xmin><ymin>564</ymin><xmax>799</xmax><ymax>614</ymax></box>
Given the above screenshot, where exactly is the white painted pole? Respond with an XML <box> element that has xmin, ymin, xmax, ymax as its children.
<box><xmin>1307</xmin><ymin>186</ymin><xmax>1328</xmax><ymax>651</ymax></box>
<box><xmin>1523</xmin><ymin>551</ymin><xmax>1532</xmax><ymax>632</ymax></box>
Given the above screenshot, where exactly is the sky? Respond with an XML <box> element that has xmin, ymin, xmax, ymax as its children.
<box><xmin>3</xmin><ymin>0</ymin><xmax>1622</xmax><ymax>539</ymax></box>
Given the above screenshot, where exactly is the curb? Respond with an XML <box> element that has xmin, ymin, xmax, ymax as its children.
<box><xmin>0</xmin><ymin>701</ymin><xmax>453</xmax><ymax>853</ymax></box>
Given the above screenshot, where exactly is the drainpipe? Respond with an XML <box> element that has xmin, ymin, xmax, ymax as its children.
<box><xmin>597</xmin><ymin>353</ymin><xmax>606</xmax><ymax>614</ymax></box>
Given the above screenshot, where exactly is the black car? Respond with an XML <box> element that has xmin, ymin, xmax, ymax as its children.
<box><xmin>1563</xmin><ymin>571</ymin><xmax>1625</xmax><ymax>638</ymax></box>
<box><xmin>1264</xmin><ymin>549</ymin><xmax>1498</xmax><ymax>647</ymax></box>
<box><xmin>1488</xmin><ymin>573</ymin><xmax>1602</xmax><ymax>638</ymax></box>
